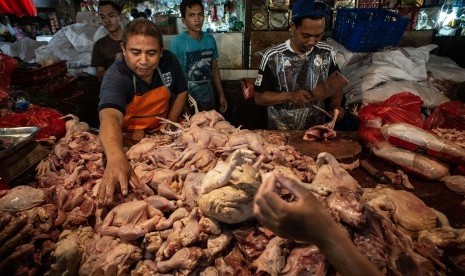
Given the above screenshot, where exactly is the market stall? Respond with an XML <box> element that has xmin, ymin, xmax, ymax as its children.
<box><xmin>0</xmin><ymin>107</ymin><xmax>465</xmax><ymax>274</ymax></box>
<box><xmin>1</xmin><ymin>0</ymin><xmax>465</xmax><ymax>275</ymax></box>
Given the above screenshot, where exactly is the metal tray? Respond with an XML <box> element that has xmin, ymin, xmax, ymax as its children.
<box><xmin>0</xmin><ymin>127</ymin><xmax>40</xmax><ymax>160</ymax></box>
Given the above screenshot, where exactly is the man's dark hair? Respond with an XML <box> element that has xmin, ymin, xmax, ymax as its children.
<box><xmin>122</xmin><ymin>18</ymin><xmax>163</xmax><ymax>49</ymax></box>
<box><xmin>98</xmin><ymin>1</ymin><xmax>122</xmax><ymax>14</ymax></box>
<box><xmin>292</xmin><ymin>0</ymin><xmax>329</xmax><ymax>27</ymax></box>
<box><xmin>180</xmin><ymin>0</ymin><xmax>204</xmax><ymax>18</ymax></box>
<box><xmin>293</xmin><ymin>15</ymin><xmax>325</xmax><ymax>27</ymax></box>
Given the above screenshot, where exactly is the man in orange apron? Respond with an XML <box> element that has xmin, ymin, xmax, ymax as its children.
<box><xmin>97</xmin><ymin>18</ymin><xmax>188</xmax><ymax>205</ymax></box>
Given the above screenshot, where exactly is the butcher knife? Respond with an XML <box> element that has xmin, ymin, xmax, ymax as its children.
<box><xmin>312</xmin><ymin>71</ymin><xmax>349</xmax><ymax>101</ymax></box>
<box><xmin>360</xmin><ymin>159</ymin><xmax>392</xmax><ymax>185</ymax></box>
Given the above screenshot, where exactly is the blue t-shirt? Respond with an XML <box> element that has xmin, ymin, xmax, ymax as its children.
<box><xmin>98</xmin><ymin>50</ymin><xmax>188</xmax><ymax>115</ymax></box>
<box><xmin>170</xmin><ymin>31</ymin><xmax>219</xmax><ymax>104</ymax></box>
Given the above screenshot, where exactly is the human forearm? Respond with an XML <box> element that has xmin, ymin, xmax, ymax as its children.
<box><xmin>98</xmin><ymin>109</ymin><xmax>125</xmax><ymax>161</ymax></box>
<box><xmin>96</xmin><ymin>67</ymin><xmax>106</xmax><ymax>83</ymax></box>
<box><xmin>167</xmin><ymin>91</ymin><xmax>187</xmax><ymax>122</ymax></box>
<box><xmin>254</xmin><ymin>91</ymin><xmax>293</xmax><ymax>106</ymax></box>
<box><xmin>317</xmin><ymin>227</ymin><xmax>382</xmax><ymax>276</ymax></box>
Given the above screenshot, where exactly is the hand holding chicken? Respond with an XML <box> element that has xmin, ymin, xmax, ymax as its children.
<box><xmin>253</xmin><ymin>172</ymin><xmax>382</xmax><ymax>276</ymax></box>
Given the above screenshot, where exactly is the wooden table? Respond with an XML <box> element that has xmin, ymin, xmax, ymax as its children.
<box><xmin>287</xmin><ymin>130</ymin><xmax>465</xmax><ymax>229</ymax></box>
<box><xmin>351</xmin><ymin>151</ymin><xmax>465</xmax><ymax>229</ymax></box>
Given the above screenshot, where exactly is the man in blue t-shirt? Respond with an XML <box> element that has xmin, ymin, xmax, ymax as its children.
<box><xmin>170</xmin><ymin>0</ymin><xmax>227</xmax><ymax>113</ymax></box>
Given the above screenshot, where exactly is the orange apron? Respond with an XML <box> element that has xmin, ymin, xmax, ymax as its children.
<box><xmin>123</xmin><ymin>68</ymin><xmax>170</xmax><ymax>131</ymax></box>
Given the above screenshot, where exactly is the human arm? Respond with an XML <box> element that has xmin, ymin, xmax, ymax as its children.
<box><xmin>159</xmin><ymin>50</ymin><xmax>188</xmax><ymax>131</ymax></box>
<box><xmin>94</xmin><ymin>52</ymin><xmax>123</xmax><ymax>82</ymax></box>
<box><xmin>95</xmin><ymin>67</ymin><xmax>106</xmax><ymax>82</ymax></box>
<box><xmin>253</xmin><ymin>173</ymin><xmax>382</xmax><ymax>276</ymax></box>
<box><xmin>211</xmin><ymin>60</ymin><xmax>227</xmax><ymax>113</ymax></box>
<box><xmin>160</xmin><ymin>90</ymin><xmax>188</xmax><ymax>131</ymax></box>
<box><xmin>255</xmin><ymin>90</ymin><xmax>313</xmax><ymax>107</ymax></box>
<box><xmin>92</xmin><ymin>40</ymin><xmax>105</xmax><ymax>82</ymax></box>
<box><xmin>92</xmin><ymin>40</ymin><xmax>107</xmax><ymax>82</ymax></box>
<box><xmin>97</xmin><ymin>108</ymin><xmax>141</xmax><ymax>205</ymax></box>
<box><xmin>254</xmin><ymin>65</ymin><xmax>313</xmax><ymax>107</ymax></box>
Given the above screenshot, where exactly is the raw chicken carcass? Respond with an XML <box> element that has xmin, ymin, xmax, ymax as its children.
<box><xmin>61</xmin><ymin>114</ymin><xmax>90</xmax><ymax>142</ymax></box>
<box><xmin>126</xmin><ymin>137</ymin><xmax>160</xmax><ymax>160</ymax></box>
<box><xmin>181</xmin><ymin>172</ymin><xmax>205</xmax><ymax>210</ymax></box>
<box><xmin>188</xmin><ymin>110</ymin><xmax>225</xmax><ymax>127</ymax></box>
<box><xmin>197</xmin><ymin>150</ymin><xmax>261</xmax><ymax>224</ymax></box>
<box><xmin>253</xmin><ymin>236</ymin><xmax>291</xmax><ymax>276</ymax></box>
<box><xmin>326</xmin><ymin>186</ymin><xmax>362</xmax><ymax>227</ymax></box>
<box><xmin>46</xmin><ymin>227</ymin><xmax>94</xmax><ymax>276</ymax></box>
<box><xmin>219</xmin><ymin>131</ymin><xmax>266</xmax><ymax>155</ymax></box>
<box><xmin>361</xmin><ymin>186</ymin><xmax>438</xmax><ymax>235</ymax></box>
<box><xmin>156</xmin><ymin>247</ymin><xmax>205</xmax><ymax>273</ymax></box>
<box><xmin>79</xmin><ymin>235</ymin><xmax>142</xmax><ymax>276</ymax></box>
<box><xmin>280</xmin><ymin>245</ymin><xmax>328</xmax><ymax>276</ymax></box>
<box><xmin>145</xmin><ymin>195</ymin><xmax>177</xmax><ymax>213</ymax></box>
<box><xmin>0</xmin><ymin>186</ymin><xmax>46</xmax><ymax>212</ymax></box>
<box><xmin>99</xmin><ymin>200</ymin><xmax>164</xmax><ymax>241</ymax></box>
<box><xmin>197</xmin><ymin>182</ymin><xmax>257</xmax><ymax>224</ymax></box>
<box><xmin>303</xmin><ymin>108</ymin><xmax>339</xmax><ymax>141</ymax></box>
<box><xmin>199</xmin><ymin>149</ymin><xmax>255</xmax><ymax>195</ymax></box>
<box><xmin>309</xmin><ymin>152</ymin><xmax>360</xmax><ymax>195</ymax></box>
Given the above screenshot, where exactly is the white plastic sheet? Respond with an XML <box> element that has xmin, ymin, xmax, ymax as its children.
<box><xmin>342</xmin><ymin>44</ymin><xmax>452</xmax><ymax>108</ymax></box>
<box><xmin>347</xmin><ymin>80</ymin><xmax>449</xmax><ymax>108</ymax></box>
<box><xmin>46</xmin><ymin>23</ymin><xmax>100</xmax><ymax>69</ymax></box>
<box><xmin>0</xmin><ymin>37</ymin><xmax>47</xmax><ymax>62</ymax></box>
<box><xmin>427</xmin><ymin>54</ymin><xmax>465</xmax><ymax>82</ymax></box>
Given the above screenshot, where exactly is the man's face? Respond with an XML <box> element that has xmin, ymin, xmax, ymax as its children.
<box><xmin>99</xmin><ymin>4</ymin><xmax>121</xmax><ymax>33</ymax></box>
<box><xmin>122</xmin><ymin>34</ymin><xmax>162</xmax><ymax>83</ymax></box>
<box><xmin>182</xmin><ymin>4</ymin><xmax>204</xmax><ymax>33</ymax></box>
<box><xmin>290</xmin><ymin>18</ymin><xmax>326</xmax><ymax>54</ymax></box>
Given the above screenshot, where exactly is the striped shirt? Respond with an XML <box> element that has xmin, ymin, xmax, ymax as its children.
<box><xmin>254</xmin><ymin>39</ymin><xmax>339</xmax><ymax>130</ymax></box>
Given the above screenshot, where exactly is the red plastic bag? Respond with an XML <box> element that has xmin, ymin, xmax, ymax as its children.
<box><xmin>358</xmin><ymin>92</ymin><xmax>424</xmax><ymax>146</ymax></box>
<box><xmin>358</xmin><ymin>92</ymin><xmax>424</xmax><ymax>126</ymax></box>
<box><xmin>0</xmin><ymin>106</ymin><xmax>66</xmax><ymax>140</ymax></box>
<box><xmin>424</xmin><ymin>101</ymin><xmax>465</xmax><ymax>131</ymax></box>
<box><xmin>0</xmin><ymin>53</ymin><xmax>18</xmax><ymax>103</ymax></box>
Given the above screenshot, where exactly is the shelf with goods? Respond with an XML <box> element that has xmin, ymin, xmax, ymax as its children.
<box><xmin>435</xmin><ymin>0</ymin><xmax>464</xmax><ymax>35</ymax></box>
<box><xmin>333</xmin><ymin>0</ymin><xmax>443</xmax><ymax>31</ymax></box>
<box><xmin>88</xmin><ymin>0</ymin><xmax>247</xmax><ymax>34</ymax></box>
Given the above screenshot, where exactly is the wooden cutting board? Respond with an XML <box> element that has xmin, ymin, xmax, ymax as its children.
<box><xmin>288</xmin><ymin>131</ymin><xmax>362</xmax><ymax>162</ymax></box>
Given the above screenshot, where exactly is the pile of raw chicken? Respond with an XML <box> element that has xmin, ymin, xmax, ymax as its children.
<box><xmin>0</xmin><ymin>110</ymin><xmax>464</xmax><ymax>275</ymax></box>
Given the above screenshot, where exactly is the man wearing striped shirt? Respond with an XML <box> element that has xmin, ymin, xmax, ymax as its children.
<box><xmin>254</xmin><ymin>0</ymin><xmax>345</xmax><ymax>130</ymax></box>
